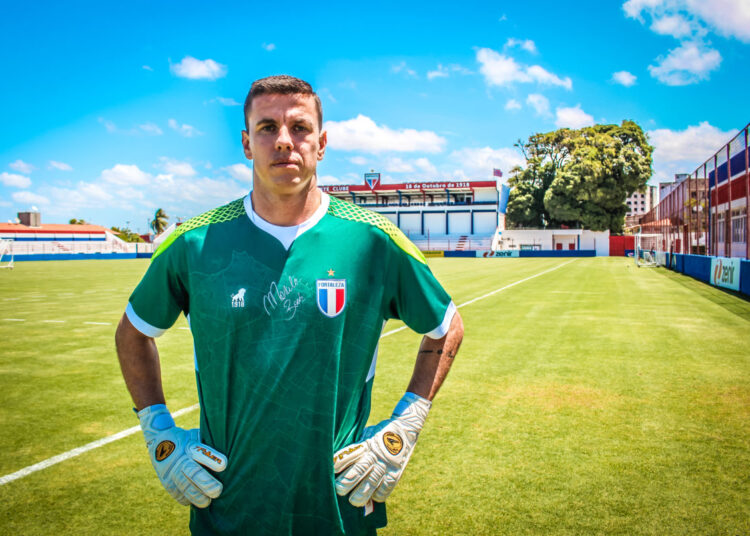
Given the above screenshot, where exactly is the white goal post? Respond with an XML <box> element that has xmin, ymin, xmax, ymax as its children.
<box><xmin>634</xmin><ymin>233</ymin><xmax>661</xmax><ymax>268</ymax></box>
<box><xmin>0</xmin><ymin>239</ymin><xmax>14</xmax><ymax>270</ymax></box>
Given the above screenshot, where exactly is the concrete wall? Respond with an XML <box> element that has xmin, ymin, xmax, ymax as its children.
<box><xmin>500</xmin><ymin>229</ymin><xmax>610</xmax><ymax>256</ymax></box>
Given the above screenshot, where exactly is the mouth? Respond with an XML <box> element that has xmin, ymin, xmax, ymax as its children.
<box><xmin>271</xmin><ymin>160</ymin><xmax>300</xmax><ymax>168</ymax></box>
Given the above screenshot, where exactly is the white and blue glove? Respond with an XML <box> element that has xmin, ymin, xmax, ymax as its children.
<box><xmin>137</xmin><ymin>404</ymin><xmax>227</xmax><ymax>508</ymax></box>
<box><xmin>333</xmin><ymin>392</ymin><xmax>431</xmax><ymax>507</ymax></box>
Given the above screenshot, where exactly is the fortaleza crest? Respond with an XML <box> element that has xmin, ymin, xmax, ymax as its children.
<box><xmin>316</xmin><ymin>279</ymin><xmax>347</xmax><ymax>318</ymax></box>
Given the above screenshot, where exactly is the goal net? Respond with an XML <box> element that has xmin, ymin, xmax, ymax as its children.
<box><xmin>0</xmin><ymin>239</ymin><xmax>14</xmax><ymax>269</ymax></box>
<box><xmin>634</xmin><ymin>234</ymin><xmax>661</xmax><ymax>268</ymax></box>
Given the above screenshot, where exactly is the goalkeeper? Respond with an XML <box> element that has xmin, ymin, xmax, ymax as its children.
<box><xmin>115</xmin><ymin>74</ymin><xmax>463</xmax><ymax>535</ymax></box>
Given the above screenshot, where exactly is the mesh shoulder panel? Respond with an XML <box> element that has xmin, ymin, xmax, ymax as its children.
<box><xmin>151</xmin><ymin>197</ymin><xmax>246</xmax><ymax>261</ymax></box>
<box><xmin>326</xmin><ymin>196</ymin><xmax>426</xmax><ymax>264</ymax></box>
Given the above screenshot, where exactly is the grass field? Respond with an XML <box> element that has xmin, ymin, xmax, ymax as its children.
<box><xmin>1</xmin><ymin>257</ymin><xmax>749</xmax><ymax>535</ymax></box>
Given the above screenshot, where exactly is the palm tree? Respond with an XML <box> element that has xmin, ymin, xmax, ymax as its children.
<box><xmin>151</xmin><ymin>209</ymin><xmax>169</xmax><ymax>235</ymax></box>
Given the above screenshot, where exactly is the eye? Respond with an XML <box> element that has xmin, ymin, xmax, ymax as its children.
<box><xmin>259</xmin><ymin>124</ymin><xmax>276</xmax><ymax>133</ymax></box>
<box><xmin>293</xmin><ymin>124</ymin><xmax>311</xmax><ymax>133</ymax></box>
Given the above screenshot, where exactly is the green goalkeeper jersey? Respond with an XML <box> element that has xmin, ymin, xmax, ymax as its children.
<box><xmin>126</xmin><ymin>192</ymin><xmax>454</xmax><ymax>535</ymax></box>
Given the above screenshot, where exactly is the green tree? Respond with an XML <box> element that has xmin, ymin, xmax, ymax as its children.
<box><xmin>110</xmin><ymin>226</ymin><xmax>144</xmax><ymax>243</ymax></box>
<box><xmin>68</xmin><ymin>218</ymin><xmax>87</xmax><ymax>225</ymax></box>
<box><xmin>506</xmin><ymin>121</ymin><xmax>652</xmax><ymax>233</ymax></box>
<box><xmin>150</xmin><ymin>208</ymin><xmax>168</xmax><ymax>235</ymax></box>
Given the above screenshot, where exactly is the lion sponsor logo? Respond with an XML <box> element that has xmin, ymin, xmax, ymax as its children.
<box><xmin>383</xmin><ymin>432</ymin><xmax>403</xmax><ymax>455</ymax></box>
<box><xmin>155</xmin><ymin>440</ymin><xmax>175</xmax><ymax>461</ymax></box>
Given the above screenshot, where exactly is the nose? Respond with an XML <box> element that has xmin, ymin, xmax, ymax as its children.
<box><xmin>275</xmin><ymin>126</ymin><xmax>293</xmax><ymax>151</ymax></box>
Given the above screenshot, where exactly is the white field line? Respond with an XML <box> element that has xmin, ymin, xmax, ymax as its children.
<box><xmin>83</xmin><ymin>322</ymin><xmax>111</xmax><ymax>326</ymax></box>
<box><xmin>0</xmin><ymin>404</ymin><xmax>199</xmax><ymax>486</ymax></box>
<box><xmin>0</xmin><ymin>260</ymin><xmax>575</xmax><ymax>486</ymax></box>
<box><xmin>381</xmin><ymin>259</ymin><xmax>576</xmax><ymax>339</ymax></box>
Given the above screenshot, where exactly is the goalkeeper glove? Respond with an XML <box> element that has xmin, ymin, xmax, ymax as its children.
<box><xmin>137</xmin><ymin>404</ymin><xmax>227</xmax><ymax>508</ymax></box>
<box><xmin>333</xmin><ymin>392</ymin><xmax>431</xmax><ymax>507</ymax></box>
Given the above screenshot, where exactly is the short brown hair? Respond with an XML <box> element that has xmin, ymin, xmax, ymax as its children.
<box><xmin>244</xmin><ymin>75</ymin><xmax>323</xmax><ymax>130</ymax></box>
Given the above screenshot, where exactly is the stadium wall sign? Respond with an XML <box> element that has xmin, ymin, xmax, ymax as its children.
<box><xmin>710</xmin><ymin>257</ymin><xmax>741</xmax><ymax>291</ymax></box>
<box><xmin>477</xmin><ymin>250</ymin><xmax>519</xmax><ymax>258</ymax></box>
<box><xmin>422</xmin><ymin>250</ymin><xmax>445</xmax><ymax>257</ymax></box>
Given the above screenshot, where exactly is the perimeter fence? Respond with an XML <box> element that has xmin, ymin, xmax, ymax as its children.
<box><xmin>640</xmin><ymin>122</ymin><xmax>749</xmax><ymax>260</ymax></box>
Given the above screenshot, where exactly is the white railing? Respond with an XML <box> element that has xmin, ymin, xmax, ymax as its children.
<box><xmin>8</xmin><ymin>241</ymin><xmax>155</xmax><ymax>255</ymax></box>
<box><xmin>409</xmin><ymin>235</ymin><xmax>493</xmax><ymax>251</ymax></box>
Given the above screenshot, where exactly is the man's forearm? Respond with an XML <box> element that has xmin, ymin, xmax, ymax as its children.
<box><xmin>407</xmin><ymin>311</ymin><xmax>464</xmax><ymax>400</ymax></box>
<box><xmin>115</xmin><ymin>313</ymin><xmax>166</xmax><ymax>411</ymax></box>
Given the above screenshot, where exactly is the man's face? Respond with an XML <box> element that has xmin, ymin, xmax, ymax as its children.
<box><xmin>242</xmin><ymin>93</ymin><xmax>326</xmax><ymax>196</ymax></box>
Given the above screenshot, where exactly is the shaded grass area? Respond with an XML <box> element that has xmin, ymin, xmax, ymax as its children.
<box><xmin>1</xmin><ymin>258</ymin><xmax>748</xmax><ymax>535</ymax></box>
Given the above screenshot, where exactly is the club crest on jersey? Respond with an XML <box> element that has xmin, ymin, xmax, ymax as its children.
<box><xmin>316</xmin><ymin>279</ymin><xmax>346</xmax><ymax>318</ymax></box>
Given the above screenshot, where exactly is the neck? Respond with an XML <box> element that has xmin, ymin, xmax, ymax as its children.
<box><xmin>251</xmin><ymin>178</ymin><xmax>321</xmax><ymax>226</ymax></box>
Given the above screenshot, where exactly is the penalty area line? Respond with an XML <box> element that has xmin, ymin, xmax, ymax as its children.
<box><xmin>0</xmin><ymin>404</ymin><xmax>199</xmax><ymax>487</ymax></box>
<box><xmin>0</xmin><ymin>259</ymin><xmax>576</xmax><ymax>486</ymax></box>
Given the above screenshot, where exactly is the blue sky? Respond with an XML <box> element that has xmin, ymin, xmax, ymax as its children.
<box><xmin>1</xmin><ymin>0</ymin><xmax>748</xmax><ymax>232</ymax></box>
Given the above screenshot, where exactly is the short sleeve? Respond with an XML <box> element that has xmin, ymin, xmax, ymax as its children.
<box><xmin>383</xmin><ymin>239</ymin><xmax>454</xmax><ymax>339</ymax></box>
<box><xmin>126</xmin><ymin>238</ymin><xmax>188</xmax><ymax>337</ymax></box>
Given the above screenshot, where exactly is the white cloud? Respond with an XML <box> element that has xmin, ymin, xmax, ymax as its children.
<box><xmin>261</xmin><ymin>43</ymin><xmax>276</xmax><ymax>51</ymax></box>
<box><xmin>649</xmin><ymin>121</ymin><xmax>735</xmax><ymax>163</ymax></box>
<box><xmin>78</xmin><ymin>182</ymin><xmax>113</xmax><ymax>202</ymax></box>
<box><xmin>0</xmin><ymin>172</ymin><xmax>31</xmax><ymax>188</ymax></box>
<box><xmin>648</xmin><ymin>42</ymin><xmax>721</xmax><ymax>85</ymax></box>
<box><xmin>384</xmin><ymin>157</ymin><xmax>415</xmax><ymax>173</ymax></box>
<box><xmin>476</xmin><ymin>48</ymin><xmax>572</xmax><ymax>89</ymax></box>
<box><xmin>648</xmin><ymin>121</ymin><xmax>737</xmax><ymax>182</ymax></box>
<box><xmin>142</xmin><ymin>65</ymin><xmax>153</xmax><ymax>72</ymax></box>
<box><xmin>505</xmin><ymin>38</ymin><xmax>538</xmax><ymax>54</ymax></box>
<box><xmin>450</xmin><ymin>147</ymin><xmax>525</xmax><ymax>180</ymax></box>
<box><xmin>324</xmin><ymin>115</ymin><xmax>446</xmax><ymax>154</ymax></box>
<box><xmin>526</xmin><ymin>93</ymin><xmax>551</xmax><ymax>116</ymax></box>
<box><xmin>152</xmin><ymin>175</ymin><xmax>246</xmax><ymax>204</ymax></box>
<box><xmin>49</xmin><ymin>160</ymin><xmax>73</xmax><ymax>171</ymax></box>
<box><xmin>392</xmin><ymin>61</ymin><xmax>417</xmax><ymax>78</ymax></box>
<box><xmin>170</xmin><ymin>56</ymin><xmax>227</xmax><ymax>80</ymax></box>
<box><xmin>555</xmin><ymin>105</ymin><xmax>595</xmax><ymax>128</ymax></box>
<box><xmin>216</xmin><ymin>97</ymin><xmax>242</xmax><ymax>106</ymax></box>
<box><xmin>427</xmin><ymin>67</ymin><xmax>449</xmax><ymax>80</ymax></box>
<box><xmin>168</xmin><ymin>118</ymin><xmax>203</xmax><ymax>137</ymax></box>
<box><xmin>612</xmin><ymin>70</ymin><xmax>637</xmax><ymax>86</ymax></box>
<box><xmin>9</xmin><ymin>160</ymin><xmax>34</xmax><ymax>174</ymax></box>
<box><xmin>222</xmin><ymin>163</ymin><xmax>253</xmax><ymax>182</ymax></box>
<box><xmin>160</xmin><ymin>158</ymin><xmax>197</xmax><ymax>177</ymax></box>
<box><xmin>139</xmin><ymin>123</ymin><xmax>163</xmax><ymax>135</ymax></box>
<box><xmin>99</xmin><ymin>117</ymin><xmax>118</xmax><ymax>133</ymax></box>
<box><xmin>12</xmin><ymin>191</ymin><xmax>49</xmax><ymax>206</ymax></box>
<box><xmin>116</xmin><ymin>187</ymin><xmax>145</xmax><ymax>200</ymax></box>
<box><xmin>414</xmin><ymin>157</ymin><xmax>438</xmax><ymax>177</ymax></box>
<box><xmin>650</xmin><ymin>14</ymin><xmax>694</xmax><ymax>38</ymax></box>
<box><xmin>624</xmin><ymin>0</ymin><xmax>750</xmax><ymax>42</ymax></box>
<box><xmin>349</xmin><ymin>156</ymin><xmax>368</xmax><ymax>166</ymax></box>
<box><xmin>100</xmin><ymin>164</ymin><xmax>151</xmax><ymax>186</ymax></box>
<box><xmin>686</xmin><ymin>0</ymin><xmax>750</xmax><ymax>42</ymax></box>
<box><xmin>505</xmin><ymin>99</ymin><xmax>522</xmax><ymax>111</ymax></box>
<box><xmin>426</xmin><ymin>63</ymin><xmax>472</xmax><ymax>80</ymax></box>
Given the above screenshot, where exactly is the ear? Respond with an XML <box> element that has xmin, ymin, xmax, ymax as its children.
<box><xmin>242</xmin><ymin>130</ymin><xmax>253</xmax><ymax>160</ymax></box>
<box><xmin>317</xmin><ymin>130</ymin><xmax>327</xmax><ymax>161</ymax></box>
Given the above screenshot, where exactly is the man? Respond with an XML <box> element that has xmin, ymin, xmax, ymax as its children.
<box><xmin>115</xmin><ymin>75</ymin><xmax>463</xmax><ymax>535</ymax></box>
